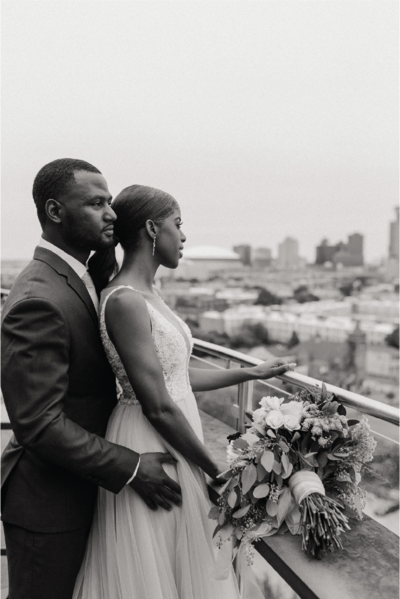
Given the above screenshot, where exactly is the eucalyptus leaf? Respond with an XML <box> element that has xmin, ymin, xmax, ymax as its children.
<box><xmin>278</xmin><ymin>439</ymin><xmax>290</xmax><ymax>453</ymax></box>
<box><xmin>233</xmin><ymin>438</ymin><xmax>249</xmax><ymax>450</ymax></box>
<box><xmin>266</xmin><ymin>500</ymin><xmax>279</xmax><ymax>517</ymax></box>
<box><xmin>227</xmin><ymin>489</ymin><xmax>237</xmax><ymax>509</ymax></box>
<box><xmin>227</xmin><ymin>476</ymin><xmax>239</xmax><ymax>491</ymax></box>
<box><xmin>257</xmin><ymin>462</ymin><xmax>268</xmax><ymax>481</ymax></box>
<box><xmin>253</xmin><ymin>483</ymin><xmax>270</xmax><ymax>498</ymax></box>
<box><xmin>317</xmin><ymin>452</ymin><xmax>328</xmax><ymax>467</ymax></box>
<box><xmin>281</xmin><ymin>462</ymin><xmax>293</xmax><ymax>479</ymax></box>
<box><xmin>241</xmin><ymin>432</ymin><xmax>260</xmax><ymax>446</ymax></box>
<box><xmin>276</xmin><ymin>487</ymin><xmax>295</xmax><ymax>527</ymax></box>
<box><xmin>208</xmin><ymin>506</ymin><xmax>220</xmax><ymax>520</ymax></box>
<box><xmin>218</xmin><ymin>510</ymin><xmax>226</xmax><ymax>526</ymax></box>
<box><xmin>241</xmin><ymin>463</ymin><xmax>257</xmax><ymax>495</ymax></box>
<box><xmin>261</xmin><ymin>450</ymin><xmax>275</xmax><ymax>472</ymax></box>
<box><xmin>281</xmin><ymin>453</ymin><xmax>290</xmax><ymax>471</ymax></box>
<box><xmin>235</xmin><ymin>527</ymin><xmax>244</xmax><ymax>540</ymax></box>
<box><xmin>233</xmin><ymin>504</ymin><xmax>251</xmax><ymax>519</ymax></box>
<box><xmin>272</xmin><ymin>460</ymin><xmax>282</xmax><ymax>475</ymax></box>
<box><xmin>253</xmin><ymin>422</ymin><xmax>267</xmax><ymax>434</ymax></box>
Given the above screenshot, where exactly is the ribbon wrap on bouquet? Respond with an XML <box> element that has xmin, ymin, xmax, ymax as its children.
<box><xmin>288</xmin><ymin>470</ymin><xmax>325</xmax><ymax>505</ymax></box>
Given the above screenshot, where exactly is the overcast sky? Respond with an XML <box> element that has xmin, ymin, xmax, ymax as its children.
<box><xmin>2</xmin><ymin>1</ymin><xmax>398</xmax><ymax>262</ymax></box>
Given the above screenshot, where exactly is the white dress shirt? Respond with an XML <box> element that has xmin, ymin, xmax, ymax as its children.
<box><xmin>38</xmin><ymin>238</ymin><xmax>140</xmax><ymax>484</ymax></box>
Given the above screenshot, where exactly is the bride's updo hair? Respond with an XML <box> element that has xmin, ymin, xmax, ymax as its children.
<box><xmin>89</xmin><ymin>185</ymin><xmax>178</xmax><ymax>293</ymax></box>
<box><xmin>113</xmin><ymin>185</ymin><xmax>178</xmax><ymax>250</ymax></box>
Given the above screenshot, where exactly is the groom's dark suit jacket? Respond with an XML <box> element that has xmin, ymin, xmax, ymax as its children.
<box><xmin>1</xmin><ymin>246</ymin><xmax>138</xmax><ymax>533</ymax></box>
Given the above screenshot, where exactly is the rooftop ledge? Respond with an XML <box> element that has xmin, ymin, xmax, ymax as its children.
<box><xmin>201</xmin><ymin>409</ymin><xmax>399</xmax><ymax>599</ymax></box>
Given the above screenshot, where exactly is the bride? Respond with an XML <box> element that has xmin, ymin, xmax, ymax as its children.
<box><xmin>73</xmin><ymin>184</ymin><xmax>295</xmax><ymax>599</ymax></box>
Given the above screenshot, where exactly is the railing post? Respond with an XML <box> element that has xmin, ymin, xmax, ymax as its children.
<box><xmin>236</xmin><ymin>367</ymin><xmax>254</xmax><ymax>432</ymax></box>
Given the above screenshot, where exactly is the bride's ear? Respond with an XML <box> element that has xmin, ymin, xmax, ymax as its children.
<box><xmin>144</xmin><ymin>219</ymin><xmax>157</xmax><ymax>241</ymax></box>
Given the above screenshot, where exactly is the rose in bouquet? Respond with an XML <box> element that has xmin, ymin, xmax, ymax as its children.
<box><xmin>209</xmin><ymin>383</ymin><xmax>376</xmax><ymax>563</ymax></box>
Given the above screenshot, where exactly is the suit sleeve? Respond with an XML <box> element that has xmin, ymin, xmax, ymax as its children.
<box><xmin>1</xmin><ymin>297</ymin><xmax>139</xmax><ymax>494</ymax></box>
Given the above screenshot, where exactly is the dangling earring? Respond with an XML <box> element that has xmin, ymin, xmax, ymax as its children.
<box><xmin>152</xmin><ymin>236</ymin><xmax>156</xmax><ymax>256</ymax></box>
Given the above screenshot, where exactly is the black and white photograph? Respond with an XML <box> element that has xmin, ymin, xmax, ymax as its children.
<box><xmin>1</xmin><ymin>1</ymin><xmax>399</xmax><ymax>598</ymax></box>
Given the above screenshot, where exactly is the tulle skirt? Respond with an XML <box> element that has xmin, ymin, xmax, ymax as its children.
<box><xmin>73</xmin><ymin>401</ymin><xmax>240</xmax><ymax>599</ymax></box>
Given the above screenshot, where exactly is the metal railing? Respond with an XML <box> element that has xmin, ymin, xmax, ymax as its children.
<box><xmin>192</xmin><ymin>338</ymin><xmax>400</xmax><ymax>429</ymax></box>
<box><xmin>192</xmin><ymin>337</ymin><xmax>399</xmax><ymax>599</ymax></box>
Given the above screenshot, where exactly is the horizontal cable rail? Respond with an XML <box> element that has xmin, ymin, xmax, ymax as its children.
<box><xmin>192</xmin><ymin>338</ymin><xmax>400</xmax><ymax>427</ymax></box>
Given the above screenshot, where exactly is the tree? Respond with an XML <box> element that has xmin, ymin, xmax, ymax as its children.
<box><xmin>191</xmin><ymin>329</ymin><xmax>231</xmax><ymax>348</ymax></box>
<box><xmin>230</xmin><ymin>323</ymin><xmax>270</xmax><ymax>349</ymax></box>
<box><xmin>385</xmin><ymin>326</ymin><xmax>399</xmax><ymax>349</ymax></box>
<box><xmin>254</xmin><ymin>288</ymin><xmax>281</xmax><ymax>306</ymax></box>
<box><xmin>287</xmin><ymin>331</ymin><xmax>300</xmax><ymax>349</ymax></box>
<box><xmin>293</xmin><ymin>285</ymin><xmax>320</xmax><ymax>303</ymax></box>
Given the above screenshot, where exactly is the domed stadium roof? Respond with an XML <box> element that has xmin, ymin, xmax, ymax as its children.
<box><xmin>183</xmin><ymin>246</ymin><xmax>241</xmax><ymax>260</ymax></box>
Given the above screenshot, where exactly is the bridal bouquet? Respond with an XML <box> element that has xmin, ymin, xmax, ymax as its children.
<box><xmin>209</xmin><ymin>384</ymin><xmax>376</xmax><ymax>563</ymax></box>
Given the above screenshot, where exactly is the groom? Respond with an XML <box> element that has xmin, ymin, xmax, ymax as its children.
<box><xmin>1</xmin><ymin>158</ymin><xmax>182</xmax><ymax>599</ymax></box>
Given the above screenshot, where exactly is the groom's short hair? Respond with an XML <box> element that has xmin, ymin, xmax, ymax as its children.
<box><xmin>33</xmin><ymin>158</ymin><xmax>101</xmax><ymax>226</ymax></box>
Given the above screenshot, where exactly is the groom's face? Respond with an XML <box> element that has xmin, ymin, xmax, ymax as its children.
<box><xmin>59</xmin><ymin>170</ymin><xmax>117</xmax><ymax>252</ymax></box>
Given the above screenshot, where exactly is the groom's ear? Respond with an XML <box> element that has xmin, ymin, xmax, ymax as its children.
<box><xmin>45</xmin><ymin>199</ymin><xmax>63</xmax><ymax>224</ymax></box>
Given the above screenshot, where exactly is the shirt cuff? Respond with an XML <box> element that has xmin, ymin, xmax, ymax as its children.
<box><xmin>126</xmin><ymin>456</ymin><xmax>141</xmax><ymax>485</ymax></box>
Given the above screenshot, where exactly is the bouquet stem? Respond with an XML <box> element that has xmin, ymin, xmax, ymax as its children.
<box><xmin>298</xmin><ymin>494</ymin><xmax>350</xmax><ymax>559</ymax></box>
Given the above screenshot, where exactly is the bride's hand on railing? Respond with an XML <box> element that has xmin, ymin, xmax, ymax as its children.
<box><xmin>251</xmin><ymin>358</ymin><xmax>296</xmax><ymax>381</ymax></box>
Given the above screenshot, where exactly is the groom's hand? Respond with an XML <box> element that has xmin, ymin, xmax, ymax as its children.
<box><xmin>129</xmin><ymin>452</ymin><xmax>182</xmax><ymax>511</ymax></box>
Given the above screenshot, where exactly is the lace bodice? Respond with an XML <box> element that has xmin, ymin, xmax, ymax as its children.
<box><xmin>99</xmin><ymin>285</ymin><xmax>194</xmax><ymax>406</ymax></box>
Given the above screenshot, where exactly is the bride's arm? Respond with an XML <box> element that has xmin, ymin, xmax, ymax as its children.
<box><xmin>189</xmin><ymin>358</ymin><xmax>296</xmax><ymax>391</ymax></box>
<box><xmin>189</xmin><ymin>359</ymin><xmax>296</xmax><ymax>392</ymax></box>
<box><xmin>105</xmin><ymin>288</ymin><xmax>220</xmax><ymax>479</ymax></box>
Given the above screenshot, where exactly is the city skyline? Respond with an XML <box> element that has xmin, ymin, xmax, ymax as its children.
<box><xmin>2</xmin><ymin>1</ymin><xmax>398</xmax><ymax>263</ymax></box>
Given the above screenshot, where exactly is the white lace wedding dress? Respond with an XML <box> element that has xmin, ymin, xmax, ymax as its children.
<box><xmin>73</xmin><ymin>285</ymin><xmax>240</xmax><ymax>599</ymax></box>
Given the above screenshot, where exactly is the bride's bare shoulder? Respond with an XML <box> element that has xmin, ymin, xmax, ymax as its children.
<box><xmin>104</xmin><ymin>286</ymin><xmax>147</xmax><ymax>317</ymax></box>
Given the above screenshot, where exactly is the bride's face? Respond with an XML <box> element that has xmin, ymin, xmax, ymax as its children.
<box><xmin>156</xmin><ymin>207</ymin><xmax>186</xmax><ymax>269</ymax></box>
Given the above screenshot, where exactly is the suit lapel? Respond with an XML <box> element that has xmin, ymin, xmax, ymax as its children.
<box><xmin>33</xmin><ymin>247</ymin><xmax>98</xmax><ymax>325</ymax></box>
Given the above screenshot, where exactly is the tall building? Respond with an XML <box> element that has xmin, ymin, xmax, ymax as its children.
<box><xmin>233</xmin><ymin>244</ymin><xmax>252</xmax><ymax>266</ymax></box>
<box><xmin>253</xmin><ymin>247</ymin><xmax>272</xmax><ymax>268</ymax></box>
<box><xmin>315</xmin><ymin>234</ymin><xmax>364</xmax><ymax>267</ymax></box>
<box><xmin>316</xmin><ymin>239</ymin><xmax>342</xmax><ymax>265</ymax></box>
<box><xmin>389</xmin><ymin>207</ymin><xmax>399</xmax><ymax>260</ymax></box>
<box><xmin>387</xmin><ymin>207</ymin><xmax>399</xmax><ymax>280</ymax></box>
<box><xmin>335</xmin><ymin>233</ymin><xmax>364</xmax><ymax>267</ymax></box>
<box><xmin>278</xmin><ymin>237</ymin><xmax>299</xmax><ymax>269</ymax></box>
